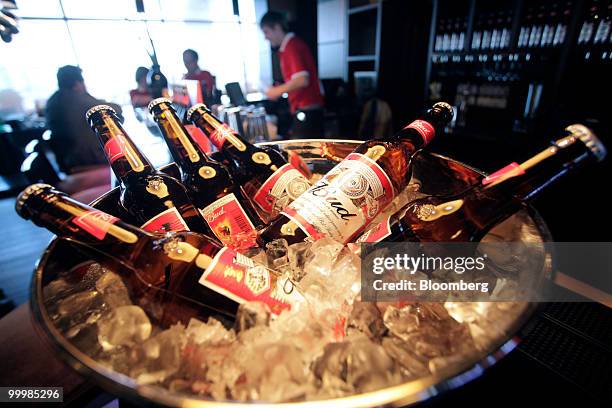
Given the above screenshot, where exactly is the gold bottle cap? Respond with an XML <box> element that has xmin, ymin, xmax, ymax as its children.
<box><xmin>566</xmin><ymin>124</ymin><xmax>607</xmax><ymax>162</ymax></box>
<box><xmin>15</xmin><ymin>183</ymin><xmax>53</xmax><ymax>219</ymax></box>
<box><xmin>186</xmin><ymin>103</ymin><xmax>209</xmax><ymax>121</ymax></box>
<box><xmin>85</xmin><ymin>104</ymin><xmax>116</xmax><ymax>121</ymax></box>
<box><xmin>432</xmin><ymin>101</ymin><xmax>454</xmax><ymax>120</ymax></box>
<box><xmin>147</xmin><ymin>97</ymin><xmax>173</xmax><ymax>112</ymax></box>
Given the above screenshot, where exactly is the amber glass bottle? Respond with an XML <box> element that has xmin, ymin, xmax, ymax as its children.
<box><xmin>149</xmin><ymin>98</ymin><xmax>263</xmax><ymax>248</ymax></box>
<box><xmin>259</xmin><ymin>102</ymin><xmax>454</xmax><ymax>245</ymax></box>
<box><xmin>357</xmin><ymin>124</ymin><xmax>607</xmax><ymax>243</ymax></box>
<box><xmin>186</xmin><ymin>103</ymin><xmax>311</xmax><ymax>220</ymax></box>
<box><xmin>16</xmin><ymin>184</ymin><xmax>302</xmax><ymax>326</ymax></box>
<box><xmin>86</xmin><ymin>105</ymin><xmax>208</xmax><ymax>234</ymax></box>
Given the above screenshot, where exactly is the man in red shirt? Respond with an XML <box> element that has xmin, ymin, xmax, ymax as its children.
<box><xmin>260</xmin><ymin>11</ymin><xmax>325</xmax><ymax>139</ymax></box>
<box><xmin>183</xmin><ymin>49</ymin><xmax>216</xmax><ymax>104</ymax></box>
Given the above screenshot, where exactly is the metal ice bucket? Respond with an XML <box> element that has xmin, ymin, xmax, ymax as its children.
<box><xmin>30</xmin><ymin>139</ymin><xmax>551</xmax><ymax>407</ymax></box>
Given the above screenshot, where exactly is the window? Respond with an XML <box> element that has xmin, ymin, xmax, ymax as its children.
<box><xmin>0</xmin><ymin>0</ymin><xmax>269</xmax><ymax>113</ymax></box>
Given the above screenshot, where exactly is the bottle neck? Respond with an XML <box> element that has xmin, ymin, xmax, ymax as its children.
<box><xmin>189</xmin><ymin>107</ymin><xmax>251</xmax><ymax>153</ymax></box>
<box><xmin>481</xmin><ymin>134</ymin><xmax>597</xmax><ymax>202</ymax></box>
<box><xmin>25</xmin><ymin>188</ymin><xmax>148</xmax><ymax>260</ymax></box>
<box><xmin>91</xmin><ymin>112</ymin><xmax>155</xmax><ymax>184</ymax></box>
<box><xmin>393</xmin><ymin>108</ymin><xmax>451</xmax><ymax>148</ymax></box>
<box><xmin>152</xmin><ymin>105</ymin><xmax>210</xmax><ymax>172</ymax></box>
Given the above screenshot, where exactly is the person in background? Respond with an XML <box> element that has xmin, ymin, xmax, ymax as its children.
<box><xmin>129</xmin><ymin>66</ymin><xmax>152</xmax><ymax>109</ymax></box>
<box><xmin>45</xmin><ymin>65</ymin><xmax>122</xmax><ymax>173</ymax></box>
<box><xmin>260</xmin><ymin>11</ymin><xmax>324</xmax><ymax>139</ymax></box>
<box><xmin>182</xmin><ymin>49</ymin><xmax>216</xmax><ymax>102</ymax></box>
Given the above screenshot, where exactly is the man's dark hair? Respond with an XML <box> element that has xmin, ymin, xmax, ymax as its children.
<box><xmin>183</xmin><ymin>48</ymin><xmax>198</xmax><ymax>61</ymax></box>
<box><xmin>135</xmin><ymin>66</ymin><xmax>149</xmax><ymax>83</ymax></box>
<box><xmin>260</xmin><ymin>11</ymin><xmax>288</xmax><ymax>32</ymax></box>
<box><xmin>57</xmin><ymin>65</ymin><xmax>84</xmax><ymax>90</ymax></box>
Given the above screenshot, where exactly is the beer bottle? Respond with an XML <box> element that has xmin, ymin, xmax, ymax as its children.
<box><xmin>258</xmin><ymin>102</ymin><xmax>455</xmax><ymax>245</ymax></box>
<box><xmin>86</xmin><ymin>105</ymin><xmax>208</xmax><ymax>234</ymax></box>
<box><xmin>186</xmin><ymin>103</ymin><xmax>311</xmax><ymax>220</ymax></box>
<box><xmin>148</xmin><ymin>98</ymin><xmax>263</xmax><ymax>249</ymax></box>
<box><xmin>16</xmin><ymin>184</ymin><xmax>302</xmax><ymax>326</ymax></box>
<box><xmin>357</xmin><ymin>124</ymin><xmax>606</xmax><ymax>243</ymax></box>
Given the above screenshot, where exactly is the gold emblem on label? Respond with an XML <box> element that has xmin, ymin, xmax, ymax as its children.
<box><xmin>286</xmin><ymin>177</ymin><xmax>309</xmax><ymax>199</ymax></box>
<box><xmin>252</xmin><ymin>152</ymin><xmax>272</xmax><ymax>165</ymax></box>
<box><xmin>198</xmin><ymin>166</ymin><xmax>217</xmax><ymax>179</ymax></box>
<box><xmin>365</xmin><ymin>145</ymin><xmax>386</xmax><ymax>161</ymax></box>
<box><xmin>146</xmin><ymin>177</ymin><xmax>170</xmax><ymax>198</ymax></box>
<box><xmin>245</xmin><ymin>265</ymin><xmax>270</xmax><ymax>295</ymax></box>
<box><xmin>280</xmin><ymin>220</ymin><xmax>298</xmax><ymax>236</ymax></box>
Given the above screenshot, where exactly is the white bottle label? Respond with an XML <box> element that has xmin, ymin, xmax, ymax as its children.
<box><xmin>282</xmin><ymin>153</ymin><xmax>395</xmax><ymax>244</ymax></box>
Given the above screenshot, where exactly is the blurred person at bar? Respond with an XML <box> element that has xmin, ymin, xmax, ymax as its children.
<box><xmin>45</xmin><ymin>65</ymin><xmax>122</xmax><ymax>173</ymax></box>
<box><xmin>260</xmin><ymin>11</ymin><xmax>324</xmax><ymax>139</ymax></box>
<box><xmin>129</xmin><ymin>66</ymin><xmax>152</xmax><ymax>109</ymax></box>
<box><xmin>182</xmin><ymin>48</ymin><xmax>217</xmax><ymax>104</ymax></box>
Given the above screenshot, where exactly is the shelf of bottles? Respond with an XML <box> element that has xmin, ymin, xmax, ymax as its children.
<box><xmin>576</xmin><ymin>0</ymin><xmax>612</xmax><ymax>62</ymax></box>
<box><xmin>429</xmin><ymin>0</ymin><xmax>611</xmax><ymax>138</ymax></box>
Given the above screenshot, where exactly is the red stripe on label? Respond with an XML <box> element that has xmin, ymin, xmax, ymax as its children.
<box><xmin>208</xmin><ymin>124</ymin><xmax>237</xmax><ymax>150</ymax></box>
<box><xmin>356</xmin><ymin>216</ymin><xmax>392</xmax><ymax>243</ymax></box>
<box><xmin>104</xmin><ymin>137</ymin><xmax>125</xmax><ymax>163</ymax></box>
<box><xmin>404</xmin><ymin>120</ymin><xmax>436</xmax><ymax>145</ymax></box>
<box><xmin>482</xmin><ymin>162</ymin><xmax>525</xmax><ymax>186</ymax></box>
<box><xmin>72</xmin><ymin>210</ymin><xmax>119</xmax><ymax>240</ymax></box>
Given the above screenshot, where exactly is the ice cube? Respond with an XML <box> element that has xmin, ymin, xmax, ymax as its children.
<box><xmin>287</xmin><ymin>240</ymin><xmax>312</xmax><ymax>282</ymax></box>
<box><xmin>95</xmin><ymin>271</ymin><xmax>132</xmax><ymax>309</ymax></box>
<box><xmin>80</xmin><ymin>262</ymin><xmax>106</xmax><ymax>290</ymax></box>
<box><xmin>303</xmin><ymin>237</ymin><xmax>344</xmax><ymax>277</ymax></box>
<box><xmin>381</xmin><ymin>336</ymin><xmax>430</xmax><ymax>378</ymax></box>
<box><xmin>133</xmin><ymin>324</ymin><xmax>187</xmax><ymax>384</ymax></box>
<box><xmin>382</xmin><ymin>305</ymin><xmax>421</xmax><ymax>341</ymax></box>
<box><xmin>235</xmin><ymin>302</ymin><xmax>271</xmax><ymax>333</ymax></box>
<box><xmin>346</xmin><ymin>301</ymin><xmax>387</xmax><ymax>341</ymax></box>
<box><xmin>56</xmin><ymin>290</ymin><xmax>104</xmax><ymax>330</ymax></box>
<box><xmin>230</xmin><ymin>343</ymin><xmax>312</xmax><ymax>402</ymax></box>
<box><xmin>186</xmin><ymin>317</ymin><xmax>235</xmax><ymax>345</ymax></box>
<box><xmin>384</xmin><ymin>303</ymin><xmax>476</xmax><ymax>360</ymax></box>
<box><xmin>43</xmin><ymin>278</ymin><xmax>72</xmax><ymax>303</ymax></box>
<box><xmin>313</xmin><ymin>335</ymin><xmax>402</xmax><ymax>394</ymax></box>
<box><xmin>265</xmin><ymin>239</ymin><xmax>289</xmax><ymax>270</ymax></box>
<box><xmin>97</xmin><ymin>305</ymin><xmax>152</xmax><ymax>351</ymax></box>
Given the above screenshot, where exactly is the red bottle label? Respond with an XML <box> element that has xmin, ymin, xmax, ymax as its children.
<box><xmin>185</xmin><ymin>124</ymin><xmax>212</xmax><ymax>153</ymax></box>
<box><xmin>282</xmin><ymin>153</ymin><xmax>395</xmax><ymax>244</ymax></box>
<box><xmin>200</xmin><ymin>193</ymin><xmax>257</xmax><ymax>249</ymax></box>
<box><xmin>103</xmin><ymin>137</ymin><xmax>125</xmax><ymax>163</ymax></box>
<box><xmin>253</xmin><ymin>163</ymin><xmax>311</xmax><ymax>215</ymax></box>
<box><xmin>209</xmin><ymin>123</ymin><xmax>237</xmax><ymax>149</ymax></box>
<box><xmin>199</xmin><ymin>248</ymin><xmax>301</xmax><ymax>315</ymax></box>
<box><xmin>356</xmin><ymin>216</ymin><xmax>392</xmax><ymax>243</ymax></box>
<box><xmin>404</xmin><ymin>120</ymin><xmax>436</xmax><ymax>145</ymax></box>
<box><xmin>72</xmin><ymin>210</ymin><xmax>119</xmax><ymax>240</ymax></box>
<box><xmin>482</xmin><ymin>162</ymin><xmax>525</xmax><ymax>186</ymax></box>
<box><xmin>140</xmin><ymin>207</ymin><xmax>190</xmax><ymax>233</ymax></box>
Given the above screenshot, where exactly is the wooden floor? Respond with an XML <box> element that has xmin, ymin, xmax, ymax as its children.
<box><xmin>0</xmin><ymin>197</ymin><xmax>52</xmax><ymax>305</ymax></box>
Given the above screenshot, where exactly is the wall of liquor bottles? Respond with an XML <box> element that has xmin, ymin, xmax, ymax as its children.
<box><xmin>427</xmin><ymin>0</ymin><xmax>611</xmax><ymax>141</ymax></box>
